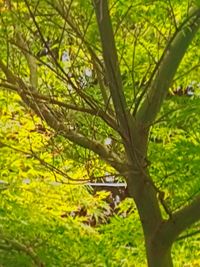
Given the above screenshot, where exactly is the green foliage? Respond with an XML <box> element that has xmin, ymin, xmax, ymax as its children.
<box><xmin>0</xmin><ymin>93</ymin><xmax>199</xmax><ymax>266</ymax></box>
<box><xmin>149</xmin><ymin>96</ymin><xmax>200</xmax><ymax>265</ymax></box>
<box><xmin>149</xmin><ymin>96</ymin><xmax>200</xmax><ymax>210</ymax></box>
<box><xmin>0</xmin><ymin>92</ymin><xmax>142</xmax><ymax>266</ymax></box>
<box><xmin>0</xmin><ymin>0</ymin><xmax>200</xmax><ymax>266</ymax></box>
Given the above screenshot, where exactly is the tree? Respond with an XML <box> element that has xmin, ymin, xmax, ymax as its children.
<box><xmin>0</xmin><ymin>0</ymin><xmax>200</xmax><ymax>266</ymax></box>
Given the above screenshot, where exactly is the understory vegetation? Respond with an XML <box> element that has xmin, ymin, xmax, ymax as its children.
<box><xmin>0</xmin><ymin>92</ymin><xmax>199</xmax><ymax>266</ymax></box>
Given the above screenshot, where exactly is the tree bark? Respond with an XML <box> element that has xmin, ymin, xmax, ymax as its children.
<box><xmin>124</xmin><ymin>120</ymin><xmax>176</xmax><ymax>267</ymax></box>
<box><xmin>128</xmin><ymin>165</ymin><xmax>174</xmax><ymax>267</ymax></box>
<box><xmin>147</xmin><ymin>245</ymin><xmax>173</xmax><ymax>267</ymax></box>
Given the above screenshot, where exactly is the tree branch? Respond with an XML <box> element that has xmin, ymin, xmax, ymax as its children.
<box><xmin>0</xmin><ymin>61</ymin><xmax>127</xmax><ymax>174</ymax></box>
<box><xmin>158</xmin><ymin>194</ymin><xmax>200</xmax><ymax>246</ymax></box>
<box><xmin>48</xmin><ymin>0</ymin><xmax>113</xmax><ymax>114</ymax></box>
<box><xmin>23</xmin><ymin>0</ymin><xmax>103</xmax><ymax>113</ymax></box>
<box><xmin>0</xmin><ymin>81</ymin><xmax>119</xmax><ymax>133</ymax></box>
<box><xmin>136</xmin><ymin>5</ymin><xmax>200</xmax><ymax>125</ymax></box>
<box><xmin>93</xmin><ymin>0</ymin><xmax>131</xmax><ymax>136</ymax></box>
<box><xmin>14</xmin><ymin>32</ymin><xmax>38</xmax><ymax>88</ymax></box>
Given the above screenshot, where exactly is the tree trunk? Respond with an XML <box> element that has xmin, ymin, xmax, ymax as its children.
<box><xmin>125</xmin><ymin>122</ymin><xmax>174</xmax><ymax>266</ymax></box>
<box><xmin>128</xmin><ymin>167</ymin><xmax>174</xmax><ymax>266</ymax></box>
<box><xmin>146</xmin><ymin>244</ymin><xmax>173</xmax><ymax>267</ymax></box>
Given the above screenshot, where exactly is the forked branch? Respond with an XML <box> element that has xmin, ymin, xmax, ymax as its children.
<box><xmin>159</xmin><ymin>195</ymin><xmax>200</xmax><ymax>246</ymax></box>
